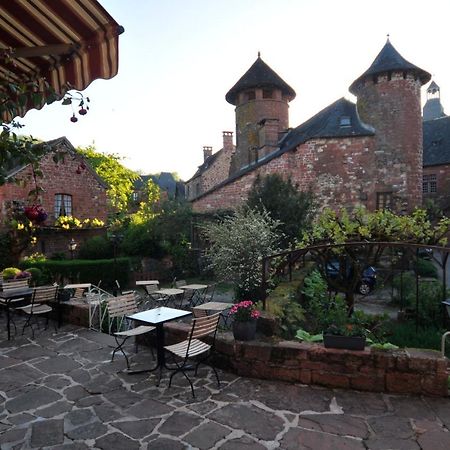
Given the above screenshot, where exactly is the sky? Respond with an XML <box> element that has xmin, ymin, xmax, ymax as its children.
<box><xmin>17</xmin><ymin>0</ymin><xmax>450</xmax><ymax>181</ymax></box>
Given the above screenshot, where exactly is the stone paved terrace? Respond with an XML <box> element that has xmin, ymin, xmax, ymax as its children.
<box><xmin>1</xmin><ymin>324</ymin><xmax>450</xmax><ymax>450</ymax></box>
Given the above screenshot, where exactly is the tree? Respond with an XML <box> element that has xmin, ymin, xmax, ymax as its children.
<box><xmin>77</xmin><ymin>145</ymin><xmax>140</xmax><ymax>215</ymax></box>
<box><xmin>301</xmin><ymin>207</ymin><xmax>450</xmax><ymax>311</ymax></box>
<box><xmin>246</xmin><ymin>174</ymin><xmax>315</xmax><ymax>247</ymax></box>
<box><xmin>203</xmin><ymin>208</ymin><xmax>281</xmax><ymax>299</ymax></box>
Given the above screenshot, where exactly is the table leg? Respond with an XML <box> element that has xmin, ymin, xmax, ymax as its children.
<box><xmin>6</xmin><ymin>301</ymin><xmax>11</xmax><ymax>340</ymax></box>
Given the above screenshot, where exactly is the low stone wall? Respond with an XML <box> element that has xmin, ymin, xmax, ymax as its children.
<box><xmin>60</xmin><ymin>302</ymin><xmax>449</xmax><ymax>397</ymax></box>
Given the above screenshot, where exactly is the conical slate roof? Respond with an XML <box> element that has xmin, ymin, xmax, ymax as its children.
<box><xmin>225</xmin><ymin>55</ymin><xmax>296</xmax><ymax>105</ymax></box>
<box><xmin>427</xmin><ymin>81</ymin><xmax>440</xmax><ymax>94</ymax></box>
<box><xmin>349</xmin><ymin>40</ymin><xmax>431</xmax><ymax>94</ymax></box>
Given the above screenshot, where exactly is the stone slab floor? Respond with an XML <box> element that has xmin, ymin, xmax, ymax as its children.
<box><xmin>1</xmin><ymin>322</ymin><xmax>450</xmax><ymax>449</ymax></box>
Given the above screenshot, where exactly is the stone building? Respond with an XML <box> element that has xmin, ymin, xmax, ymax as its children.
<box><xmin>0</xmin><ymin>137</ymin><xmax>108</xmax><ymax>258</ymax></box>
<box><xmin>186</xmin><ymin>39</ymin><xmax>450</xmax><ymax>214</ymax></box>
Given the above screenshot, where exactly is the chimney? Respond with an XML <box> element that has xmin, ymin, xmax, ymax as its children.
<box><xmin>223</xmin><ymin>131</ymin><xmax>234</xmax><ymax>152</ymax></box>
<box><xmin>203</xmin><ymin>146</ymin><xmax>213</xmax><ymax>161</ymax></box>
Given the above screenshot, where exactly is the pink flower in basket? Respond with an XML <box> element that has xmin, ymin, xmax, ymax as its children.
<box><xmin>230</xmin><ymin>300</ymin><xmax>260</xmax><ymax>322</ymax></box>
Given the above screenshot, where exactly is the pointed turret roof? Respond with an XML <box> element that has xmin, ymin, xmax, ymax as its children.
<box><xmin>349</xmin><ymin>39</ymin><xmax>431</xmax><ymax>94</ymax></box>
<box><xmin>427</xmin><ymin>81</ymin><xmax>440</xmax><ymax>94</ymax></box>
<box><xmin>225</xmin><ymin>55</ymin><xmax>296</xmax><ymax>105</ymax></box>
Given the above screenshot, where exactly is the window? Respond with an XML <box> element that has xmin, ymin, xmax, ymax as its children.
<box><xmin>262</xmin><ymin>89</ymin><xmax>273</xmax><ymax>99</ymax></box>
<box><xmin>195</xmin><ymin>183</ymin><xmax>201</xmax><ymax>196</ymax></box>
<box><xmin>245</xmin><ymin>90</ymin><xmax>255</xmax><ymax>101</ymax></box>
<box><xmin>376</xmin><ymin>192</ymin><xmax>393</xmax><ymax>210</ymax></box>
<box><xmin>423</xmin><ymin>174</ymin><xmax>437</xmax><ymax>193</ymax></box>
<box><xmin>132</xmin><ymin>191</ymin><xmax>139</xmax><ymax>202</ymax></box>
<box><xmin>340</xmin><ymin>116</ymin><xmax>351</xmax><ymax>127</ymax></box>
<box><xmin>54</xmin><ymin>194</ymin><xmax>72</xmax><ymax>217</ymax></box>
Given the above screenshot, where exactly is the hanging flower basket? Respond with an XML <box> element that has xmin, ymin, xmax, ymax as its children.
<box><xmin>24</xmin><ymin>205</ymin><xmax>48</xmax><ymax>223</ymax></box>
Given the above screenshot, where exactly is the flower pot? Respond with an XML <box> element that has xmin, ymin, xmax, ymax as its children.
<box><xmin>232</xmin><ymin>320</ymin><xmax>257</xmax><ymax>341</ymax></box>
<box><xmin>323</xmin><ymin>334</ymin><xmax>366</xmax><ymax>350</ymax></box>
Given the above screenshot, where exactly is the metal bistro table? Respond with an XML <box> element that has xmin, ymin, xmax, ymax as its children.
<box><xmin>0</xmin><ymin>287</ymin><xmax>33</xmax><ymax>340</ymax></box>
<box><xmin>180</xmin><ymin>284</ymin><xmax>208</xmax><ymax>307</ymax></box>
<box><xmin>126</xmin><ymin>306</ymin><xmax>191</xmax><ymax>384</ymax></box>
<box><xmin>153</xmin><ymin>288</ymin><xmax>185</xmax><ymax>307</ymax></box>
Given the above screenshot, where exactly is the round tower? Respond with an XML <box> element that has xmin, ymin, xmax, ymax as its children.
<box><xmin>225</xmin><ymin>54</ymin><xmax>295</xmax><ymax>173</ymax></box>
<box><xmin>349</xmin><ymin>38</ymin><xmax>431</xmax><ymax>212</ymax></box>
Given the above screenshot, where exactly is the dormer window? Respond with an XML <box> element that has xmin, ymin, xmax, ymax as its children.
<box><xmin>340</xmin><ymin>116</ymin><xmax>351</xmax><ymax>127</ymax></box>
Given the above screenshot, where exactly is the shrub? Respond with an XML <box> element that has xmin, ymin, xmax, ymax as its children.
<box><xmin>78</xmin><ymin>236</ymin><xmax>113</xmax><ymax>259</ymax></box>
<box><xmin>203</xmin><ymin>208</ymin><xmax>281</xmax><ymax>299</ymax></box>
<box><xmin>26</xmin><ymin>267</ymin><xmax>42</xmax><ymax>285</ymax></box>
<box><xmin>415</xmin><ymin>258</ymin><xmax>438</xmax><ymax>278</ymax></box>
<box><xmin>263</xmin><ymin>281</ymin><xmax>305</xmax><ymax>339</ymax></box>
<box><xmin>22</xmin><ymin>252</ymin><xmax>46</xmax><ymax>263</ymax></box>
<box><xmin>1</xmin><ymin>267</ymin><xmax>21</xmax><ymax>280</ymax></box>
<box><xmin>20</xmin><ymin>258</ymin><xmax>132</xmax><ymax>288</ymax></box>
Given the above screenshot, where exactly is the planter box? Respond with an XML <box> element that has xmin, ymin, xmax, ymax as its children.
<box><xmin>323</xmin><ymin>334</ymin><xmax>366</xmax><ymax>350</ymax></box>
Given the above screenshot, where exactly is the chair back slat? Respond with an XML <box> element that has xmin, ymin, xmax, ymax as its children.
<box><xmin>192</xmin><ymin>308</ymin><xmax>208</xmax><ymax>318</ymax></box>
<box><xmin>190</xmin><ymin>313</ymin><xmax>220</xmax><ymax>340</ymax></box>
<box><xmin>107</xmin><ymin>294</ymin><xmax>138</xmax><ymax>318</ymax></box>
<box><xmin>144</xmin><ymin>284</ymin><xmax>158</xmax><ymax>294</ymax></box>
<box><xmin>33</xmin><ymin>285</ymin><xmax>58</xmax><ymax>304</ymax></box>
<box><xmin>3</xmin><ymin>279</ymin><xmax>29</xmax><ymax>291</ymax></box>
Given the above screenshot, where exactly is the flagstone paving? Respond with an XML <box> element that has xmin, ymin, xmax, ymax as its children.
<box><xmin>0</xmin><ymin>323</ymin><xmax>449</xmax><ymax>449</ymax></box>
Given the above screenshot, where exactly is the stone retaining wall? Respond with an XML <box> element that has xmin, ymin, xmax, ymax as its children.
<box><xmin>60</xmin><ymin>302</ymin><xmax>449</xmax><ymax>397</ymax></box>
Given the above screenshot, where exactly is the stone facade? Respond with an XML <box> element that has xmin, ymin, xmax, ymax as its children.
<box><xmin>0</xmin><ymin>137</ymin><xmax>108</xmax><ymax>257</ymax></box>
<box><xmin>423</xmin><ymin>164</ymin><xmax>450</xmax><ymax>212</ymax></box>
<box><xmin>189</xmin><ymin>41</ymin><xmax>434</xmax><ymax>215</ymax></box>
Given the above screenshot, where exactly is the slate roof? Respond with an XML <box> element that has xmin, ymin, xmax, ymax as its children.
<box><xmin>135</xmin><ymin>172</ymin><xmax>185</xmax><ymax>198</ymax></box>
<box><xmin>279</xmin><ymin>97</ymin><xmax>375</xmax><ymax>153</ymax></box>
<box><xmin>225</xmin><ymin>56</ymin><xmax>296</xmax><ymax>105</ymax></box>
<box><xmin>423</xmin><ymin>116</ymin><xmax>450</xmax><ymax>166</ymax></box>
<box><xmin>349</xmin><ymin>40</ymin><xmax>431</xmax><ymax>94</ymax></box>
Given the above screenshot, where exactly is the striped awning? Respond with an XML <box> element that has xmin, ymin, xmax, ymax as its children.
<box><xmin>0</xmin><ymin>0</ymin><xmax>123</xmax><ymax>117</ymax></box>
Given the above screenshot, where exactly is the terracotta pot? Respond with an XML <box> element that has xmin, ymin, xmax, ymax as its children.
<box><xmin>323</xmin><ymin>334</ymin><xmax>366</xmax><ymax>350</ymax></box>
<box><xmin>232</xmin><ymin>320</ymin><xmax>257</xmax><ymax>341</ymax></box>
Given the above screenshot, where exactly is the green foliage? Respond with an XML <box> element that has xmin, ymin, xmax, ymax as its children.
<box><xmin>26</xmin><ymin>267</ymin><xmax>42</xmax><ymax>286</ymax></box>
<box><xmin>77</xmin><ymin>145</ymin><xmax>140</xmax><ymax>214</ymax></box>
<box><xmin>0</xmin><ymin>233</ymin><xmax>13</xmax><ymax>268</ymax></box>
<box><xmin>133</xmin><ymin>178</ymin><xmax>161</xmax><ymax>221</ymax></box>
<box><xmin>263</xmin><ymin>281</ymin><xmax>305</xmax><ymax>339</ymax></box>
<box><xmin>202</xmin><ymin>208</ymin><xmax>281</xmax><ymax>299</ymax></box>
<box><xmin>415</xmin><ymin>258</ymin><xmax>438</xmax><ymax>278</ymax></box>
<box><xmin>295</xmin><ymin>329</ymin><xmax>323</xmax><ymax>342</ymax></box>
<box><xmin>1</xmin><ymin>267</ymin><xmax>21</xmax><ymax>279</ymax></box>
<box><xmin>370</xmin><ymin>342</ymin><xmax>399</xmax><ymax>351</ymax></box>
<box><xmin>78</xmin><ymin>236</ymin><xmax>113</xmax><ymax>260</ymax></box>
<box><xmin>246</xmin><ymin>174</ymin><xmax>315</xmax><ymax>247</ymax></box>
<box><xmin>19</xmin><ymin>258</ymin><xmax>132</xmax><ymax>288</ymax></box>
<box><xmin>387</xmin><ymin>321</ymin><xmax>446</xmax><ymax>353</ymax></box>
<box><xmin>393</xmin><ymin>273</ymin><xmax>447</xmax><ymax>325</ymax></box>
<box><xmin>22</xmin><ymin>252</ymin><xmax>46</xmax><ymax>263</ymax></box>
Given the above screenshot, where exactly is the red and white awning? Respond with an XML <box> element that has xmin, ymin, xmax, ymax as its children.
<box><xmin>0</xmin><ymin>0</ymin><xmax>123</xmax><ymax>116</ymax></box>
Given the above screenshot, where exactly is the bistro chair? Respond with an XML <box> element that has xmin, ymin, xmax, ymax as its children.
<box><xmin>202</xmin><ymin>283</ymin><xmax>216</xmax><ymax>303</ymax></box>
<box><xmin>106</xmin><ymin>293</ymin><xmax>155</xmax><ymax>369</ymax></box>
<box><xmin>115</xmin><ymin>280</ymin><xmax>134</xmax><ymax>296</ymax></box>
<box><xmin>0</xmin><ymin>278</ymin><xmax>31</xmax><ymax>334</ymax></box>
<box><xmin>164</xmin><ymin>312</ymin><xmax>221</xmax><ymax>397</ymax></box>
<box><xmin>141</xmin><ymin>284</ymin><xmax>165</xmax><ymax>309</ymax></box>
<box><xmin>16</xmin><ymin>285</ymin><xmax>58</xmax><ymax>338</ymax></box>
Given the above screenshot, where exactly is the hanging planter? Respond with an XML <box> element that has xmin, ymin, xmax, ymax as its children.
<box><xmin>24</xmin><ymin>205</ymin><xmax>47</xmax><ymax>223</ymax></box>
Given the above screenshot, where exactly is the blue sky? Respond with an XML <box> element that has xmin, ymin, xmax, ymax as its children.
<box><xmin>18</xmin><ymin>0</ymin><xmax>450</xmax><ymax>180</ymax></box>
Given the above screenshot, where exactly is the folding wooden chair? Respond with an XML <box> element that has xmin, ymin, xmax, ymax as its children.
<box><xmin>106</xmin><ymin>293</ymin><xmax>155</xmax><ymax>369</ymax></box>
<box><xmin>164</xmin><ymin>312</ymin><xmax>221</xmax><ymax>397</ymax></box>
<box><xmin>16</xmin><ymin>285</ymin><xmax>58</xmax><ymax>338</ymax></box>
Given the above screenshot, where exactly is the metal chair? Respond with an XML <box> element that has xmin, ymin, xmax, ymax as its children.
<box><xmin>106</xmin><ymin>293</ymin><xmax>155</xmax><ymax>369</ymax></box>
<box><xmin>141</xmin><ymin>284</ymin><xmax>165</xmax><ymax>309</ymax></box>
<box><xmin>202</xmin><ymin>283</ymin><xmax>216</xmax><ymax>303</ymax></box>
<box><xmin>16</xmin><ymin>285</ymin><xmax>58</xmax><ymax>338</ymax></box>
<box><xmin>164</xmin><ymin>312</ymin><xmax>221</xmax><ymax>397</ymax></box>
<box><xmin>0</xmin><ymin>278</ymin><xmax>30</xmax><ymax>335</ymax></box>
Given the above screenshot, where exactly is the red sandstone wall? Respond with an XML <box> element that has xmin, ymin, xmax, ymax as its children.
<box><xmin>355</xmin><ymin>72</ymin><xmax>423</xmax><ymax>212</ymax></box>
<box><xmin>0</xmin><ymin>150</ymin><xmax>108</xmax><ymax>224</ymax></box>
<box><xmin>423</xmin><ymin>164</ymin><xmax>450</xmax><ymax>213</ymax></box>
<box><xmin>192</xmin><ymin>136</ymin><xmax>376</xmax><ymax>212</ymax></box>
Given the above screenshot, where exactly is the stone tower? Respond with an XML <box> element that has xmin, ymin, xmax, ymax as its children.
<box><xmin>225</xmin><ymin>54</ymin><xmax>296</xmax><ymax>175</ymax></box>
<box><xmin>423</xmin><ymin>81</ymin><xmax>446</xmax><ymax>121</ymax></box>
<box><xmin>349</xmin><ymin>39</ymin><xmax>431</xmax><ymax>212</ymax></box>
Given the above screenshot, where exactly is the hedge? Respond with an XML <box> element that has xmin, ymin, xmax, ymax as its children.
<box><xmin>19</xmin><ymin>257</ymin><xmax>132</xmax><ymax>288</ymax></box>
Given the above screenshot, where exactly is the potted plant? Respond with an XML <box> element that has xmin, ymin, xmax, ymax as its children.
<box><xmin>230</xmin><ymin>300</ymin><xmax>260</xmax><ymax>341</ymax></box>
<box><xmin>323</xmin><ymin>310</ymin><xmax>368</xmax><ymax>350</ymax></box>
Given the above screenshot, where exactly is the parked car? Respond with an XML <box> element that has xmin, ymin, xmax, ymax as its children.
<box><xmin>325</xmin><ymin>260</ymin><xmax>377</xmax><ymax>295</ymax></box>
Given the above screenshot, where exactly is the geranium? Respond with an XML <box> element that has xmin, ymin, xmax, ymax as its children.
<box><xmin>229</xmin><ymin>300</ymin><xmax>260</xmax><ymax>322</ymax></box>
<box><xmin>14</xmin><ymin>270</ymin><xmax>31</xmax><ymax>279</ymax></box>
